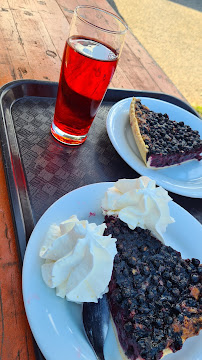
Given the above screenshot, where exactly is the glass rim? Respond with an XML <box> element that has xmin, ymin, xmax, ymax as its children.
<box><xmin>75</xmin><ymin>5</ymin><xmax>128</xmax><ymax>35</ymax></box>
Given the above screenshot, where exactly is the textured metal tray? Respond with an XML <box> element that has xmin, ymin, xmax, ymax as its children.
<box><xmin>0</xmin><ymin>80</ymin><xmax>201</xmax><ymax>359</ymax></box>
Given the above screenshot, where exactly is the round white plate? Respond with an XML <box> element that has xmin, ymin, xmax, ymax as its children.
<box><xmin>106</xmin><ymin>97</ymin><xmax>202</xmax><ymax>198</ymax></box>
<box><xmin>22</xmin><ymin>182</ymin><xmax>202</xmax><ymax>360</ymax></box>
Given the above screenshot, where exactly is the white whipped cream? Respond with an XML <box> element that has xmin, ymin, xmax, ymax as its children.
<box><xmin>101</xmin><ymin>176</ymin><xmax>174</xmax><ymax>242</ymax></box>
<box><xmin>39</xmin><ymin>215</ymin><xmax>117</xmax><ymax>303</ymax></box>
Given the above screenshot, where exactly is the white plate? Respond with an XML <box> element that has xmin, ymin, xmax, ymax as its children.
<box><xmin>22</xmin><ymin>182</ymin><xmax>202</xmax><ymax>360</ymax></box>
<box><xmin>106</xmin><ymin>97</ymin><xmax>202</xmax><ymax>198</ymax></box>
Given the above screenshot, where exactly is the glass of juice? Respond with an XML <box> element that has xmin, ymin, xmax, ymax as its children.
<box><xmin>51</xmin><ymin>5</ymin><xmax>128</xmax><ymax>145</ymax></box>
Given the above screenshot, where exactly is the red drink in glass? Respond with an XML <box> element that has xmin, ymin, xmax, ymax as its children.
<box><xmin>51</xmin><ymin>5</ymin><xmax>127</xmax><ymax>145</ymax></box>
<box><xmin>52</xmin><ymin>36</ymin><xmax>118</xmax><ymax>144</ymax></box>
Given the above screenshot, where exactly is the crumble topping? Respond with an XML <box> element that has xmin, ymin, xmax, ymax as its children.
<box><xmin>104</xmin><ymin>215</ymin><xmax>202</xmax><ymax>360</ymax></box>
<box><xmin>130</xmin><ymin>98</ymin><xmax>202</xmax><ymax>168</ymax></box>
<box><xmin>135</xmin><ymin>99</ymin><xmax>202</xmax><ymax>157</ymax></box>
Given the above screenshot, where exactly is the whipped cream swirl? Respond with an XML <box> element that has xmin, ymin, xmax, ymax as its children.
<box><xmin>39</xmin><ymin>215</ymin><xmax>117</xmax><ymax>303</ymax></box>
<box><xmin>102</xmin><ymin>176</ymin><xmax>174</xmax><ymax>242</ymax></box>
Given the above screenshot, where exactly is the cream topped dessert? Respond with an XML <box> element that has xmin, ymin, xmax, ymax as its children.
<box><xmin>39</xmin><ymin>176</ymin><xmax>201</xmax><ymax>360</ymax></box>
<box><xmin>39</xmin><ymin>215</ymin><xmax>117</xmax><ymax>303</ymax></box>
<box><xmin>101</xmin><ymin>176</ymin><xmax>174</xmax><ymax>242</ymax></box>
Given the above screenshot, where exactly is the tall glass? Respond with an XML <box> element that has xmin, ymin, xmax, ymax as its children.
<box><xmin>51</xmin><ymin>5</ymin><xmax>128</xmax><ymax>145</ymax></box>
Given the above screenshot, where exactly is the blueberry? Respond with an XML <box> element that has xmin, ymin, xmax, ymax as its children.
<box><xmin>166</xmin><ymin>316</ymin><xmax>173</xmax><ymax>325</ymax></box>
<box><xmin>186</xmin><ymin>265</ymin><xmax>194</xmax><ymax>273</ymax></box>
<box><xmin>124</xmin><ymin>321</ymin><xmax>133</xmax><ymax>332</ymax></box>
<box><xmin>178</xmin><ymin>314</ymin><xmax>184</xmax><ymax>322</ymax></box>
<box><xmin>191</xmin><ymin>258</ymin><xmax>200</xmax><ymax>267</ymax></box>
<box><xmin>172</xmin><ymin>288</ymin><xmax>180</xmax><ymax>297</ymax></box>
<box><xmin>138</xmin><ymin>339</ymin><xmax>147</xmax><ymax>350</ymax></box>
<box><xmin>155</xmin><ymin>318</ymin><xmax>163</xmax><ymax>328</ymax></box>
<box><xmin>173</xmin><ymin>334</ymin><xmax>183</xmax><ymax>351</ymax></box>
<box><xmin>175</xmin><ymin>266</ymin><xmax>182</xmax><ymax>275</ymax></box>
<box><xmin>179</xmin><ymin>280</ymin><xmax>187</xmax><ymax>290</ymax></box>
<box><xmin>178</xmin><ymin>121</ymin><xmax>184</xmax><ymax>126</ymax></box>
<box><xmin>148</xmin><ymin>291</ymin><xmax>155</xmax><ymax>300</ymax></box>
<box><xmin>175</xmin><ymin>304</ymin><xmax>181</xmax><ymax>313</ymax></box>
<box><xmin>158</xmin><ymin>286</ymin><xmax>164</xmax><ymax>295</ymax></box>
<box><xmin>143</xmin><ymin>265</ymin><xmax>150</xmax><ymax>275</ymax></box>
<box><xmin>167</xmin><ymin>280</ymin><xmax>172</xmax><ymax>288</ymax></box>
<box><xmin>128</xmin><ymin>257</ymin><xmax>136</xmax><ymax>266</ymax></box>
<box><xmin>191</xmin><ymin>274</ymin><xmax>200</xmax><ymax>284</ymax></box>
<box><xmin>167</xmin><ymin>328</ymin><xmax>174</xmax><ymax>337</ymax></box>
<box><xmin>161</xmin><ymin>295</ymin><xmax>173</xmax><ymax>302</ymax></box>
<box><xmin>138</xmin><ymin>295</ymin><xmax>145</xmax><ymax>304</ymax></box>
<box><xmin>153</xmin><ymin>275</ymin><xmax>159</xmax><ymax>285</ymax></box>
<box><xmin>163</xmin><ymin>271</ymin><xmax>170</xmax><ymax>279</ymax></box>
<box><xmin>139</xmin><ymin>306</ymin><xmax>150</xmax><ymax>314</ymax></box>
<box><xmin>186</xmin><ymin>298</ymin><xmax>197</xmax><ymax>307</ymax></box>
<box><xmin>197</xmin><ymin>266</ymin><xmax>202</xmax><ymax>275</ymax></box>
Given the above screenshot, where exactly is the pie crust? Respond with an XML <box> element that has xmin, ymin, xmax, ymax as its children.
<box><xmin>130</xmin><ymin>97</ymin><xmax>149</xmax><ymax>165</ymax></box>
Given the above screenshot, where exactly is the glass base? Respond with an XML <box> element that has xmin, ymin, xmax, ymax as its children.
<box><xmin>51</xmin><ymin>121</ymin><xmax>87</xmax><ymax>145</ymax></box>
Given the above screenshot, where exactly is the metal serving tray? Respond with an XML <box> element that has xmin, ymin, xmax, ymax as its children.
<box><xmin>0</xmin><ymin>79</ymin><xmax>201</xmax><ymax>359</ymax></box>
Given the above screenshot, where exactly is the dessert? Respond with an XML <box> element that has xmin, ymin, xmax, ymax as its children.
<box><xmin>104</xmin><ymin>216</ymin><xmax>202</xmax><ymax>360</ymax></box>
<box><xmin>39</xmin><ymin>176</ymin><xmax>202</xmax><ymax>359</ymax></box>
<box><xmin>101</xmin><ymin>178</ymin><xmax>201</xmax><ymax>359</ymax></box>
<box><xmin>101</xmin><ymin>176</ymin><xmax>174</xmax><ymax>243</ymax></box>
<box><xmin>39</xmin><ymin>215</ymin><xmax>117</xmax><ymax>303</ymax></box>
<box><xmin>129</xmin><ymin>97</ymin><xmax>202</xmax><ymax>168</ymax></box>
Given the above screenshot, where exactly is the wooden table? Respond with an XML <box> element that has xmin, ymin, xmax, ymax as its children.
<box><xmin>0</xmin><ymin>1</ymin><xmax>186</xmax><ymax>359</ymax></box>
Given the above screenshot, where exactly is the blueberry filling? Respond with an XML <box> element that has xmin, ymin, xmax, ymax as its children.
<box><xmin>104</xmin><ymin>216</ymin><xmax>202</xmax><ymax>360</ymax></box>
<box><xmin>135</xmin><ymin>99</ymin><xmax>202</xmax><ymax>167</ymax></box>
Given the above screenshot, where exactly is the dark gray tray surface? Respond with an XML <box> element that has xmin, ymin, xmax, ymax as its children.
<box><xmin>13</xmin><ymin>95</ymin><xmax>139</xmax><ymax>221</ymax></box>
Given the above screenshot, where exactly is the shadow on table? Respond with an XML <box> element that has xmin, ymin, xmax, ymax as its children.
<box><xmin>167</xmin><ymin>0</ymin><xmax>202</xmax><ymax>12</ymax></box>
<box><xmin>106</xmin><ymin>0</ymin><xmax>125</xmax><ymax>19</ymax></box>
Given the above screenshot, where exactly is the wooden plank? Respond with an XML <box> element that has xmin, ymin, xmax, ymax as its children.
<box><xmin>0</xmin><ymin>151</ymin><xmax>35</xmax><ymax>360</ymax></box>
<box><xmin>116</xmin><ymin>40</ymin><xmax>161</xmax><ymax>91</ymax></box>
<box><xmin>0</xmin><ymin>7</ymin><xmax>35</xmax><ymax>357</ymax></box>
<box><xmin>56</xmin><ymin>0</ymin><xmax>116</xmax><ymax>24</ymax></box>
<box><xmin>0</xmin><ymin>30</ymin><xmax>15</xmax><ymax>85</ymax></box>
<box><xmin>7</xmin><ymin>6</ymin><xmax>62</xmax><ymax>82</ymax></box>
<box><xmin>33</xmin><ymin>0</ymin><xmax>70</xmax><ymax>61</ymax></box>
<box><xmin>110</xmin><ymin>63</ymin><xmax>135</xmax><ymax>89</ymax></box>
<box><xmin>55</xmin><ymin>0</ymin><xmax>75</xmax><ymax>24</ymax></box>
<box><xmin>6</xmin><ymin>0</ymin><xmax>37</xmax><ymax>12</ymax></box>
<box><xmin>0</xmin><ymin>5</ymin><xmax>32</xmax><ymax>84</ymax></box>
<box><xmin>0</xmin><ymin>3</ymin><xmax>34</xmax><ymax>84</ymax></box>
<box><xmin>126</xmin><ymin>31</ymin><xmax>185</xmax><ymax>99</ymax></box>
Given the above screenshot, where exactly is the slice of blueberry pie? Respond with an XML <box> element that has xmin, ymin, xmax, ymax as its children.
<box><xmin>104</xmin><ymin>216</ymin><xmax>202</xmax><ymax>360</ymax></box>
<box><xmin>129</xmin><ymin>97</ymin><xmax>202</xmax><ymax>168</ymax></box>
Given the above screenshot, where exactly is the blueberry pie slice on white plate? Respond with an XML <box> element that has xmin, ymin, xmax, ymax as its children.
<box><xmin>129</xmin><ymin>97</ymin><xmax>202</xmax><ymax>169</ymax></box>
<box><xmin>104</xmin><ymin>216</ymin><xmax>202</xmax><ymax>360</ymax></box>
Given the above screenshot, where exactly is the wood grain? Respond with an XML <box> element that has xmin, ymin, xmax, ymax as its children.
<box><xmin>0</xmin><ymin>0</ymin><xmax>185</xmax><ymax>97</ymax></box>
<box><xmin>0</xmin><ymin>151</ymin><xmax>35</xmax><ymax>359</ymax></box>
